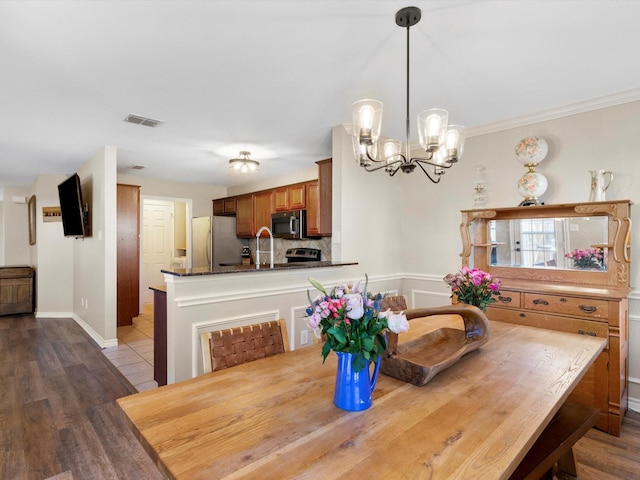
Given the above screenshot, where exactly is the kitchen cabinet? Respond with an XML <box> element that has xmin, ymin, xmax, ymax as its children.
<box><xmin>212</xmin><ymin>196</ymin><xmax>236</xmax><ymax>216</ymax></box>
<box><xmin>306</xmin><ymin>180</ymin><xmax>320</xmax><ymax>236</ymax></box>
<box><xmin>273</xmin><ymin>183</ymin><xmax>306</xmax><ymax>211</ymax></box>
<box><xmin>307</xmin><ymin>159</ymin><xmax>332</xmax><ymax>236</ymax></box>
<box><xmin>0</xmin><ymin>266</ymin><xmax>34</xmax><ymax>315</ymax></box>
<box><xmin>253</xmin><ymin>190</ymin><xmax>272</xmax><ymax>236</ymax></box>
<box><xmin>235</xmin><ymin>194</ymin><xmax>253</xmax><ymax>237</ymax></box>
<box><xmin>460</xmin><ymin>200</ymin><xmax>631</xmax><ymax>436</ymax></box>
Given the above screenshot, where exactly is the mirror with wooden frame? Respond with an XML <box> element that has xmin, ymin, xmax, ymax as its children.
<box><xmin>460</xmin><ymin>200</ymin><xmax>631</xmax><ymax>288</ymax></box>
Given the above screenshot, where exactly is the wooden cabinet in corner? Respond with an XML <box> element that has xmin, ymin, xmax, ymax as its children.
<box><xmin>212</xmin><ymin>196</ymin><xmax>236</xmax><ymax>216</ymax></box>
<box><xmin>307</xmin><ymin>159</ymin><xmax>332</xmax><ymax>236</ymax></box>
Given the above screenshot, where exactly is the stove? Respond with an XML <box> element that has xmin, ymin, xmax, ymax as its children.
<box><xmin>285</xmin><ymin>248</ymin><xmax>321</xmax><ymax>263</ymax></box>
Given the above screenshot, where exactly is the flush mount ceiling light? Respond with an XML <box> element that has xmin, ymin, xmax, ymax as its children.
<box><xmin>351</xmin><ymin>6</ymin><xmax>466</xmax><ymax>183</ymax></box>
<box><xmin>229</xmin><ymin>151</ymin><xmax>260</xmax><ymax>175</ymax></box>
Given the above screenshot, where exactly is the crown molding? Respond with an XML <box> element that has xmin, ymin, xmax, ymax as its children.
<box><xmin>466</xmin><ymin>88</ymin><xmax>640</xmax><ymax>137</ymax></box>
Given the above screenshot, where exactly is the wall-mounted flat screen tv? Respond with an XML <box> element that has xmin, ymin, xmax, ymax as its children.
<box><xmin>58</xmin><ymin>173</ymin><xmax>88</xmax><ymax>237</ymax></box>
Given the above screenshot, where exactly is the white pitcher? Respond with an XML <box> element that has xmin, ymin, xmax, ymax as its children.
<box><xmin>589</xmin><ymin>170</ymin><xmax>613</xmax><ymax>202</ymax></box>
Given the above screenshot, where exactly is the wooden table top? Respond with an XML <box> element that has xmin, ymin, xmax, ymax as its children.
<box><xmin>117</xmin><ymin>318</ymin><xmax>605</xmax><ymax>480</ymax></box>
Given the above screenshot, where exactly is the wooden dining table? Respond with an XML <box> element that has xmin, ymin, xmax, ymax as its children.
<box><xmin>116</xmin><ymin>316</ymin><xmax>605</xmax><ymax>480</ymax></box>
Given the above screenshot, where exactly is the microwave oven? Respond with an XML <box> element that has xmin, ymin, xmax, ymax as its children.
<box><xmin>271</xmin><ymin>210</ymin><xmax>306</xmax><ymax>239</ymax></box>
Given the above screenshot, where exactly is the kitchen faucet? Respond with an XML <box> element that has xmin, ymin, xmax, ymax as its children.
<box><xmin>255</xmin><ymin>226</ymin><xmax>274</xmax><ymax>269</ymax></box>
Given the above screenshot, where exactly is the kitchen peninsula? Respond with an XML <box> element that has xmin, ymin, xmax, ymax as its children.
<box><xmin>157</xmin><ymin>260</ymin><xmax>364</xmax><ymax>385</ymax></box>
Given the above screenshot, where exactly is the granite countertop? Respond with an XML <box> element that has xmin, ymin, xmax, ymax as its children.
<box><xmin>161</xmin><ymin>261</ymin><xmax>357</xmax><ymax>277</ymax></box>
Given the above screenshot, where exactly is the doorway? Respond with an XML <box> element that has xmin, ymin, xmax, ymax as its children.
<box><xmin>139</xmin><ymin>196</ymin><xmax>191</xmax><ymax>309</ymax></box>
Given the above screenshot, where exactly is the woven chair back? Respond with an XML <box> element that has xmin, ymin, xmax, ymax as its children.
<box><xmin>201</xmin><ymin>320</ymin><xmax>289</xmax><ymax>373</ymax></box>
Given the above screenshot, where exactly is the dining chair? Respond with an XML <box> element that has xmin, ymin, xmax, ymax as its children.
<box><xmin>379</xmin><ymin>295</ymin><xmax>408</xmax><ymax>312</ymax></box>
<box><xmin>201</xmin><ymin>319</ymin><xmax>289</xmax><ymax>373</ymax></box>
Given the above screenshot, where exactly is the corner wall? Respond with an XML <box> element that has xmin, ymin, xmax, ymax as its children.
<box><xmin>333</xmin><ymin>101</ymin><xmax>640</xmax><ymax>411</ymax></box>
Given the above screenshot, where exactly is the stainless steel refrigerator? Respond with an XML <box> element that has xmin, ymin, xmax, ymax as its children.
<box><xmin>192</xmin><ymin>216</ymin><xmax>248</xmax><ymax>269</ymax></box>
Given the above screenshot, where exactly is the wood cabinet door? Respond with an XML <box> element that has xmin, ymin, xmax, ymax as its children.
<box><xmin>253</xmin><ymin>191</ymin><xmax>272</xmax><ymax>236</ymax></box>
<box><xmin>117</xmin><ymin>184</ymin><xmax>140</xmax><ymax>327</ymax></box>
<box><xmin>306</xmin><ymin>181</ymin><xmax>320</xmax><ymax>236</ymax></box>
<box><xmin>316</xmin><ymin>159</ymin><xmax>332</xmax><ymax>235</ymax></box>
<box><xmin>289</xmin><ymin>183</ymin><xmax>306</xmax><ymax>209</ymax></box>
<box><xmin>273</xmin><ymin>187</ymin><xmax>289</xmax><ymax>211</ymax></box>
<box><xmin>235</xmin><ymin>195</ymin><xmax>253</xmax><ymax>237</ymax></box>
<box><xmin>213</xmin><ymin>197</ymin><xmax>237</xmax><ymax>216</ymax></box>
<box><xmin>212</xmin><ymin>199</ymin><xmax>225</xmax><ymax>216</ymax></box>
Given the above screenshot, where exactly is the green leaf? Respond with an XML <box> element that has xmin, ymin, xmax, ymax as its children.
<box><xmin>308</xmin><ymin>277</ymin><xmax>327</xmax><ymax>296</ymax></box>
<box><xmin>352</xmin><ymin>353</ymin><xmax>366</xmax><ymax>372</ymax></box>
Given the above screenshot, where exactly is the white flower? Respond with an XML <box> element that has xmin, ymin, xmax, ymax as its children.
<box><xmin>387</xmin><ymin>312</ymin><xmax>409</xmax><ymax>334</ymax></box>
<box><xmin>344</xmin><ymin>293</ymin><xmax>364</xmax><ymax>319</ymax></box>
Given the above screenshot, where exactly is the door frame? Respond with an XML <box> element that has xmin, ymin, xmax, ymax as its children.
<box><xmin>139</xmin><ymin>195</ymin><xmax>193</xmax><ymax>312</ymax></box>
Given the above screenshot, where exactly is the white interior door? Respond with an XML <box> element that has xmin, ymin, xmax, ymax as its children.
<box><xmin>142</xmin><ymin>200</ymin><xmax>174</xmax><ymax>304</ymax></box>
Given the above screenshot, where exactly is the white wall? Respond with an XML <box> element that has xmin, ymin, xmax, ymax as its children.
<box><xmin>331</xmin><ymin>126</ymin><xmax>405</xmax><ymax>276</ymax></box>
<box><xmin>227</xmin><ymin>165</ymin><xmax>317</xmax><ymax>197</ymax></box>
<box><xmin>72</xmin><ymin>146</ymin><xmax>118</xmax><ymax>346</ymax></box>
<box><xmin>1</xmin><ymin>186</ymin><xmax>30</xmax><ymax>265</ymax></box>
<box><xmin>117</xmin><ymin>174</ymin><xmax>226</xmax><ymax>217</ymax></box>
<box><xmin>32</xmin><ymin>174</ymin><xmax>74</xmax><ymax>314</ymax></box>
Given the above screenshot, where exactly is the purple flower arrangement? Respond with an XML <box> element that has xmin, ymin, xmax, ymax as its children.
<box><xmin>565</xmin><ymin>247</ymin><xmax>604</xmax><ymax>269</ymax></box>
<box><xmin>443</xmin><ymin>266</ymin><xmax>501</xmax><ymax>312</ymax></box>
<box><xmin>305</xmin><ymin>275</ymin><xmax>408</xmax><ymax>372</ymax></box>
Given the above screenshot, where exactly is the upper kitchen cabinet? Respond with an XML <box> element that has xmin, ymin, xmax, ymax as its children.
<box><xmin>235</xmin><ymin>194</ymin><xmax>253</xmax><ymax>237</ymax></box>
<box><xmin>273</xmin><ymin>183</ymin><xmax>306</xmax><ymax>211</ymax></box>
<box><xmin>253</xmin><ymin>190</ymin><xmax>273</xmax><ymax>236</ymax></box>
<box><xmin>212</xmin><ymin>196</ymin><xmax>236</xmax><ymax>216</ymax></box>
<box><xmin>307</xmin><ymin>159</ymin><xmax>332</xmax><ymax>236</ymax></box>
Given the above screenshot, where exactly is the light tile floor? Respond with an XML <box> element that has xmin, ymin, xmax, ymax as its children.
<box><xmin>102</xmin><ymin>304</ymin><xmax>158</xmax><ymax>392</ymax></box>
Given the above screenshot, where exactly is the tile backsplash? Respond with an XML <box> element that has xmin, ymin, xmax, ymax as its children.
<box><xmin>248</xmin><ymin>237</ymin><xmax>332</xmax><ymax>264</ymax></box>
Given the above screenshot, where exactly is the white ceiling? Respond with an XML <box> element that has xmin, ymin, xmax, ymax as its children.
<box><xmin>2</xmin><ymin>0</ymin><xmax>640</xmax><ymax>199</ymax></box>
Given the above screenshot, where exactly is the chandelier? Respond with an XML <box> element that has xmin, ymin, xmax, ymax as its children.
<box><xmin>229</xmin><ymin>151</ymin><xmax>260</xmax><ymax>174</ymax></box>
<box><xmin>351</xmin><ymin>6</ymin><xmax>465</xmax><ymax>183</ymax></box>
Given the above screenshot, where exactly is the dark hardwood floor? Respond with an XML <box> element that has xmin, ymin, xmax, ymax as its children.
<box><xmin>1</xmin><ymin>313</ymin><xmax>639</xmax><ymax>479</ymax></box>
<box><xmin>0</xmin><ymin>314</ymin><xmax>162</xmax><ymax>480</ymax></box>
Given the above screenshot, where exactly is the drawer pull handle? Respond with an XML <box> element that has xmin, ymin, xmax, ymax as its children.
<box><xmin>579</xmin><ymin>305</ymin><xmax>597</xmax><ymax>313</ymax></box>
<box><xmin>498</xmin><ymin>296</ymin><xmax>512</xmax><ymax>304</ymax></box>
<box><xmin>533</xmin><ymin>299</ymin><xmax>549</xmax><ymax>305</ymax></box>
<box><xmin>578</xmin><ymin>329</ymin><xmax>597</xmax><ymax>337</ymax></box>
<box><xmin>560</xmin><ymin>298</ymin><xmax>567</xmax><ymax>303</ymax></box>
<box><xmin>519</xmin><ymin>313</ymin><xmax>526</xmax><ymax>318</ymax></box>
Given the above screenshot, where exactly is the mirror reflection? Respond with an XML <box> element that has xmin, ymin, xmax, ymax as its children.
<box><xmin>489</xmin><ymin>216</ymin><xmax>608</xmax><ymax>270</ymax></box>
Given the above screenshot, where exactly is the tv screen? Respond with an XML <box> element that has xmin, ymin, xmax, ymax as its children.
<box><xmin>58</xmin><ymin>173</ymin><xmax>87</xmax><ymax>237</ymax></box>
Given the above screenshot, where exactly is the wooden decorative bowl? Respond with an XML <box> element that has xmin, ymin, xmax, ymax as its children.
<box><xmin>381</xmin><ymin>304</ymin><xmax>490</xmax><ymax>386</ymax></box>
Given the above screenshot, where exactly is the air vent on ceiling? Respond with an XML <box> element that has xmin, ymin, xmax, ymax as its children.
<box><xmin>123</xmin><ymin>114</ymin><xmax>162</xmax><ymax>127</ymax></box>
<box><xmin>129</xmin><ymin>164</ymin><xmax>146</xmax><ymax>170</ymax></box>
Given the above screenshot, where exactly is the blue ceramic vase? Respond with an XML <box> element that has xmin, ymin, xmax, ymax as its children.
<box><xmin>333</xmin><ymin>351</ymin><xmax>381</xmax><ymax>411</ymax></box>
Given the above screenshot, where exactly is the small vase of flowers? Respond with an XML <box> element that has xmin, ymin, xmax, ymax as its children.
<box><xmin>443</xmin><ymin>266</ymin><xmax>501</xmax><ymax>312</ymax></box>
<box><xmin>305</xmin><ymin>275</ymin><xmax>409</xmax><ymax>411</ymax></box>
<box><xmin>565</xmin><ymin>247</ymin><xmax>604</xmax><ymax>270</ymax></box>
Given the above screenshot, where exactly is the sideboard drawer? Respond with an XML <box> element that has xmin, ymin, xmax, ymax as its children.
<box><xmin>495</xmin><ymin>289</ymin><xmax>521</xmax><ymax>308</ymax></box>
<box><xmin>487</xmin><ymin>307</ymin><xmax>609</xmax><ymax>349</ymax></box>
<box><xmin>523</xmin><ymin>293</ymin><xmax>609</xmax><ymax>319</ymax></box>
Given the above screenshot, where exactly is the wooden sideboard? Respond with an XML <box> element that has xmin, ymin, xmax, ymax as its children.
<box><xmin>460</xmin><ymin>200</ymin><xmax>631</xmax><ymax>436</ymax></box>
<box><xmin>0</xmin><ymin>266</ymin><xmax>34</xmax><ymax>315</ymax></box>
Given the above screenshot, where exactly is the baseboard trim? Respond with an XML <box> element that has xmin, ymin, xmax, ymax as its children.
<box><xmin>71</xmin><ymin>313</ymin><xmax>118</xmax><ymax>348</ymax></box>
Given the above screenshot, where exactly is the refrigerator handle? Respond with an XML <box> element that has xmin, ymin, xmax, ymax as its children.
<box><xmin>206</xmin><ymin>229</ymin><xmax>212</xmax><ymax>268</ymax></box>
